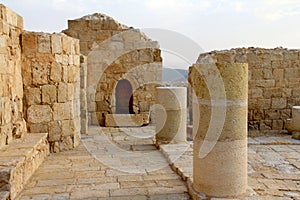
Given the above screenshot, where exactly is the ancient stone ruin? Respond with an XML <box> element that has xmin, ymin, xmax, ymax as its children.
<box><xmin>63</xmin><ymin>14</ymin><xmax>162</xmax><ymax>127</ymax></box>
<box><xmin>196</xmin><ymin>48</ymin><xmax>300</xmax><ymax>134</ymax></box>
<box><xmin>0</xmin><ymin>3</ymin><xmax>299</xmax><ymax>200</ymax></box>
<box><xmin>0</xmin><ymin>4</ymin><xmax>163</xmax><ymax>199</ymax></box>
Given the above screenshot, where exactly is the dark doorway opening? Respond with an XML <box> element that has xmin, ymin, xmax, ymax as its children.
<box><xmin>115</xmin><ymin>79</ymin><xmax>133</xmax><ymax>114</ymax></box>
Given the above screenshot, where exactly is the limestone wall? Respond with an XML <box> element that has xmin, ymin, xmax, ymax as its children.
<box><xmin>80</xmin><ymin>55</ymin><xmax>88</xmax><ymax>134</ymax></box>
<box><xmin>197</xmin><ymin>48</ymin><xmax>300</xmax><ymax>133</ymax></box>
<box><xmin>63</xmin><ymin>13</ymin><xmax>127</xmax><ymax>56</ymax></box>
<box><xmin>64</xmin><ymin>14</ymin><xmax>162</xmax><ymax>126</ymax></box>
<box><xmin>21</xmin><ymin>31</ymin><xmax>81</xmax><ymax>152</ymax></box>
<box><xmin>0</xmin><ymin>5</ymin><xmax>26</xmax><ymax>148</ymax></box>
<box><xmin>92</xmin><ymin>48</ymin><xmax>162</xmax><ymax>125</ymax></box>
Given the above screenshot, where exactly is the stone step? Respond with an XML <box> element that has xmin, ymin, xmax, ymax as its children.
<box><xmin>0</xmin><ymin>133</ymin><xmax>49</xmax><ymax>200</ymax></box>
<box><xmin>0</xmin><ymin>191</ymin><xmax>9</xmax><ymax>200</ymax></box>
<box><xmin>104</xmin><ymin>114</ymin><xmax>149</xmax><ymax>127</ymax></box>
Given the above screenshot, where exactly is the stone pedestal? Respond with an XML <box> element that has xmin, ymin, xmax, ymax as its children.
<box><xmin>292</xmin><ymin>106</ymin><xmax>300</xmax><ymax>130</ymax></box>
<box><xmin>155</xmin><ymin>87</ymin><xmax>187</xmax><ymax>144</ymax></box>
<box><xmin>190</xmin><ymin>62</ymin><xmax>248</xmax><ymax>197</ymax></box>
<box><xmin>292</xmin><ymin>106</ymin><xmax>300</xmax><ymax>140</ymax></box>
<box><xmin>104</xmin><ymin>114</ymin><xmax>149</xmax><ymax>127</ymax></box>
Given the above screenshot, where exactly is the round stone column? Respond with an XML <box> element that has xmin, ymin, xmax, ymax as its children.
<box><xmin>190</xmin><ymin>62</ymin><xmax>248</xmax><ymax>197</ymax></box>
<box><xmin>155</xmin><ymin>87</ymin><xmax>187</xmax><ymax>144</ymax></box>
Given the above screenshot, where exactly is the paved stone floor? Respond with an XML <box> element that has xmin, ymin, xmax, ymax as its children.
<box><xmin>18</xmin><ymin>126</ymin><xmax>300</xmax><ymax>200</ymax></box>
<box><xmin>18</xmin><ymin>126</ymin><xmax>190</xmax><ymax>200</ymax></box>
<box><xmin>161</xmin><ymin>136</ymin><xmax>300</xmax><ymax>200</ymax></box>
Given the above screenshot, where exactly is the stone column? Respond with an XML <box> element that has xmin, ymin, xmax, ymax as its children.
<box><xmin>292</xmin><ymin>106</ymin><xmax>300</xmax><ymax>139</ymax></box>
<box><xmin>190</xmin><ymin>62</ymin><xmax>248</xmax><ymax>197</ymax></box>
<box><xmin>155</xmin><ymin>87</ymin><xmax>187</xmax><ymax>144</ymax></box>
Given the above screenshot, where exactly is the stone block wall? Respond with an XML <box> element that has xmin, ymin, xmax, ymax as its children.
<box><xmin>64</xmin><ymin>14</ymin><xmax>162</xmax><ymax>126</ymax></box>
<box><xmin>80</xmin><ymin>55</ymin><xmax>88</xmax><ymax>134</ymax></box>
<box><xmin>21</xmin><ymin>31</ymin><xmax>81</xmax><ymax>152</ymax></box>
<box><xmin>197</xmin><ymin>48</ymin><xmax>300</xmax><ymax>133</ymax></box>
<box><xmin>0</xmin><ymin>5</ymin><xmax>26</xmax><ymax>148</ymax></box>
<box><xmin>63</xmin><ymin>13</ymin><xmax>126</xmax><ymax>56</ymax></box>
<box><xmin>92</xmin><ymin>48</ymin><xmax>162</xmax><ymax>125</ymax></box>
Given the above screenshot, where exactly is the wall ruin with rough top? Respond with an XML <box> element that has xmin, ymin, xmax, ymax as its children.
<box><xmin>196</xmin><ymin>48</ymin><xmax>300</xmax><ymax>134</ymax></box>
<box><xmin>0</xmin><ymin>5</ymin><xmax>162</xmax><ymax>151</ymax></box>
<box><xmin>21</xmin><ymin>31</ymin><xmax>81</xmax><ymax>152</ymax></box>
<box><xmin>63</xmin><ymin>14</ymin><xmax>162</xmax><ymax>126</ymax></box>
<box><xmin>2</xmin><ymin>2</ymin><xmax>300</xmax><ymax>153</ymax></box>
<box><xmin>0</xmin><ymin>5</ymin><xmax>26</xmax><ymax>148</ymax></box>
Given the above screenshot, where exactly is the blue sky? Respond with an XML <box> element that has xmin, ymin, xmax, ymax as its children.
<box><xmin>1</xmin><ymin>0</ymin><xmax>300</xmax><ymax>69</ymax></box>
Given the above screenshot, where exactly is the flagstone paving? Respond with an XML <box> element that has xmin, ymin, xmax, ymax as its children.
<box><xmin>161</xmin><ymin>135</ymin><xmax>300</xmax><ymax>200</ymax></box>
<box><xmin>18</xmin><ymin>126</ymin><xmax>300</xmax><ymax>200</ymax></box>
<box><xmin>18</xmin><ymin>126</ymin><xmax>190</xmax><ymax>200</ymax></box>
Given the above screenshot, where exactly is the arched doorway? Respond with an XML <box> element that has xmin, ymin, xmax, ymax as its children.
<box><xmin>115</xmin><ymin>79</ymin><xmax>133</xmax><ymax>114</ymax></box>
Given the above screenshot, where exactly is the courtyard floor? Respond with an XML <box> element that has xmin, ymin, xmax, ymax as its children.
<box><xmin>18</xmin><ymin>126</ymin><xmax>300</xmax><ymax>200</ymax></box>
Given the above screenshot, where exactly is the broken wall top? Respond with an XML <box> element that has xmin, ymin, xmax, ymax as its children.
<box><xmin>67</xmin><ymin>13</ymin><xmax>129</xmax><ymax>31</ymax></box>
<box><xmin>197</xmin><ymin>47</ymin><xmax>300</xmax><ymax>64</ymax></box>
<box><xmin>0</xmin><ymin>4</ymin><xmax>23</xmax><ymax>29</ymax></box>
<box><xmin>64</xmin><ymin>12</ymin><xmax>157</xmax><ymax>55</ymax></box>
<box><xmin>66</xmin><ymin>13</ymin><xmax>153</xmax><ymax>41</ymax></box>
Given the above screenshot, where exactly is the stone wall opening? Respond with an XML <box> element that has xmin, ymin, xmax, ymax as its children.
<box><xmin>115</xmin><ymin>79</ymin><xmax>133</xmax><ymax>114</ymax></box>
<box><xmin>63</xmin><ymin>15</ymin><xmax>163</xmax><ymax>126</ymax></box>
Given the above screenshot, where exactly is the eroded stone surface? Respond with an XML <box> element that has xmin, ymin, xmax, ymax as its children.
<box><xmin>0</xmin><ymin>191</ymin><xmax>9</xmax><ymax>200</ymax></box>
<box><xmin>63</xmin><ymin>15</ymin><xmax>163</xmax><ymax>126</ymax></box>
<box><xmin>1</xmin><ymin>4</ymin><xmax>300</xmax><ymax>200</ymax></box>
<box><xmin>190</xmin><ymin>62</ymin><xmax>248</xmax><ymax>197</ymax></box>
<box><xmin>0</xmin><ymin>133</ymin><xmax>49</xmax><ymax>200</ymax></box>
<box><xmin>104</xmin><ymin>114</ymin><xmax>149</xmax><ymax>127</ymax></box>
<box><xmin>22</xmin><ymin>32</ymin><xmax>81</xmax><ymax>152</ymax></box>
<box><xmin>0</xmin><ymin>4</ymin><xmax>26</xmax><ymax>148</ymax></box>
<box><xmin>196</xmin><ymin>48</ymin><xmax>300</xmax><ymax>134</ymax></box>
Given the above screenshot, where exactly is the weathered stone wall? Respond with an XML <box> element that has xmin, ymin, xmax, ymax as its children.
<box><xmin>64</xmin><ymin>14</ymin><xmax>162</xmax><ymax>126</ymax></box>
<box><xmin>197</xmin><ymin>48</ymin><xmax>300</xmax><ymax>133</ymax></box>
<box><xmin>0</xmin><ymin>5</ymin><xmax>26</xmax><ymax>148</ymax></box>
<box><xmin>80</xmin><ymin>55</ymin><xmax>88</xmax><ymax>134</ymax></box>
<box><xmin>92</xmin><ymin>48</ymin><xmax>162</xmax><ymax>125</ymax></box>
<box><xmin>63</xmin><ymin>13</ymin><xmax>127</xmax><ymax>56</ymax></box>
<box><xmin>21</xmin><ymin>31</ymin><xmax>81</xmax><ymax>152</ymax></box>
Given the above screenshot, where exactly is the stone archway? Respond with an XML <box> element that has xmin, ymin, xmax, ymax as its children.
<box><xmin>115</xmin><ymin>79</ymin><xmax>133</xmax><ymax>114</ymax></box>
<box><xmin>91</xmin><ymin>48</ymin><xmax>162</xmax><ymax>126</ymax></box>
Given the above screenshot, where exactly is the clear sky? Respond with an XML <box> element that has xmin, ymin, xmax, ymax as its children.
<box><xmin>1</xmin><ymin>0</ymin><xmax>300</xmax><ymax>69</ymax></box>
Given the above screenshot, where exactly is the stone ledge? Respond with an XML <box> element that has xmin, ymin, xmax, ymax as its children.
<box><xmin>0</xmin><ymin>133</ymin><xmax>49</xmax><ymax>200</ymax></box>
<box><xmin>104</xmin><ymin>114</ymin><xmax>149</xmax><ymax>127</ymax></box>
<box><xmin>292</xmin><ymin>132</ymin><xmax>300</xmax><ymax>140</ymax></box>
<box><xmin>0</xmin><ymin>191</ymin><xmax>9</xmax><ymax>200</ymax></box>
